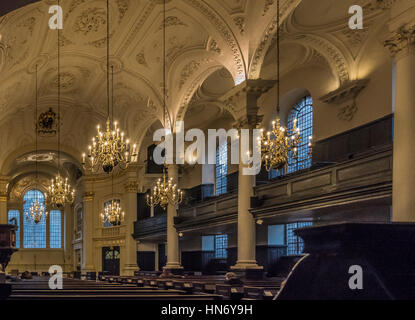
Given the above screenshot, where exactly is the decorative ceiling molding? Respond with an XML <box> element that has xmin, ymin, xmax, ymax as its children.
<box><xmin>183</xmin><ymin>0</ymin><xmax>246</xmax><ymax>80</ymax></box>
<box><xmin>384</xmin><ymin>24</ymin><xmax>415</xmax><ymax>58</ymax></box>
<box><xmin>176</xmin><ymin>65</ymin><xmax>223</xmax><ymax>123</ymax></box>
<box><xmin>290</xmin><ymin>33</ymin><xmax>350</xmax><ymax>84</ymax></box>
<box><xmin>248</xmin><ymin>0</ymin><xmax>300</xmax><ymax>79</ymax></box>
<box><xmin>157</xmin><ymin>16</ymin><xmax>188</xmax><ymax>31</ymax></box>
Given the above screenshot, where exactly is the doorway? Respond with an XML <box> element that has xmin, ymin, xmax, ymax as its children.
<box><xmin>102</xmin><ymin>246</ymin><xmax>120</xmax><ymax>275</ymax></box>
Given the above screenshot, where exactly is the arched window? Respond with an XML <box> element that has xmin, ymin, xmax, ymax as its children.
<box><xmin>23</xmin><ymin>190</ymin><xmax>46</xmax><ymax>248</ymax></box>
<box><xmin>50</xmin><ymin>210</ymin><xmax>62</xmax><ymax>248</ymax></box>
<box><xmin>269</xmin><ymin>96</ymin><xmax>313</xmax><ymax>179</ymax></box>
<box><xmin>8</xmin><ymin>210</ymin><xmax>20</xmax><ymax>248</ymax></box>
<box><xmin>215</xmin><ymin>142</ymin><xmax>228</xmax><ymax>196</ymax></box>
<box><xmin>287</xmin><ymin>95</ymin><xmax>313</xmax><ymax>173</ymax></box>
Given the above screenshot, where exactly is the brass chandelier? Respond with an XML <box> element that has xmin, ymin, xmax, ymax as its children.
<box><xmin>259</xmin><ymin>0</ymin><xmax>312</xmax><ymax>172</ymax></box>
<box><xmin>100</xmin><ymin>199</ymin><xmax>124</xmax><ymax>225</ymax></box>
<box><xmin>82</xmin><ymin>0</ymin><xmax>137</xmax><ymax>174</ymax></box>
<box><xmin>99</xmin><ymin>46</ymin><xmax>125</xmax><ymax>225</ymax></box>
<box><xmin>27</xmin><ymin>199</ymin><xmax>47</xmax><ymax>224</ymax></box>
<box><xmin>146</xmin><ymin>166</ymin><xmax>183</xmax><ymax>210</ymax></box>
<box><xmin>146</xmin><ymin>1</ymin><xmax>183</xmax><ymax>210</ymax></box>
<box><xmin>260</xmin><ymin>119</ymin><xmax>302</xmax><ymax>171</ymax></box>
<box><xmin>27</xmin><ymin>65</ymin><xmax>48</xmax><ymax>224</ymax></box>
<box><xmin>48</xmin><ymin>175</ymin><xmax>75</xmax><ymax>208</ymax></box>
<box><xmin>48</xmin><ymin>1</ymin><xmax>75</xmax><ymax>208</ymax></box>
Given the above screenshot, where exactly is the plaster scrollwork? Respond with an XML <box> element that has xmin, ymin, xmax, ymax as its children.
<box><xmin>233</xmin><ymin>16</ymin><xmax>246</xmax><ymax>35</ymax></box>
<box><xmin>179</xmin><ymin>60</ymin><xmax>201</xmax><ymax>89</ymax></box>
<box><xmin>183</xmin><ymin>0</ymin><xmax>246</xmax><ymax>81</ymax></box>
<box><xmin>157</xmin><ymin>16</ymin><xmax>188</xmax><ymax>31</ymax></box>
<box><xmin>248</xmin><ymin>0</ymin><xmax>300</xmax><ymax>79</ymax></box>
<box><xmin>384</xmin><ymin>25</ymin><xmax>415</xmax><ymax>58</ymax></box>
<box><xmin>136</xmin><ymin>49</ymin><xmax>148</xmax><ymax>67</ymax></box>
<box><xmin>208</xmin><ymin>39</ymin><xmax>222</xmax><ymax>54</ymax></box>
<box><xmin>263</xmin><ymin>0</ymin><xmax>275</xmax><ymax>16</ymax></box>
<box><xmin>74</xmin><ymin>7</ymin><xmax>106</xmax><ymax>36</ymax></box>
<box><xmin>179</xmin><ymin>59</ymin><xmax>213</xmax><ymax>90</ymax></box>
<box><xmin>292</xmin><ymin>34</ymin><xmax>350</xmax><ymax>84</ymax></box>
<box><xmin>176</xmin><ymin>65</ymin><xmax>223</xmax><ymax>122</ymax></box>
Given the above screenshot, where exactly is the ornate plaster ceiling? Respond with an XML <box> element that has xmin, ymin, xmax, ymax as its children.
<box><xmin>0</xmin><ymin>0</ymin><xmax>393</xmax><ymax>179</ymax></box>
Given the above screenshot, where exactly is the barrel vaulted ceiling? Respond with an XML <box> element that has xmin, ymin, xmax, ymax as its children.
<box><xmin>0</xmin><ymin>0</ymin><xmax>393</xmax><ymax>177</ymax></box>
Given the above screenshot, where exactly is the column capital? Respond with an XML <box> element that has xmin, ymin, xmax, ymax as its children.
<box><xmin>124</xmin><ymin>180</ymin><xmax>138</xmax><ymax>193</ymax></box>
<box><xmin>221</xmin><ymin>79</ymin><xmax>275</xmax><ymax>126</ymax></box>
<box><xmin>384</xmin><ymin>24</ymin><xmax>415</xmax><ymax>59</ymax></box>
<box><xmin>83</xmin><ymin>192</ymin><xmax>95</xmax><ymax>202</ymax></box>
<box><xmin>233</xmin><ymin>115</ymin><xmax>264</xmax><ymax>130</ymax></box>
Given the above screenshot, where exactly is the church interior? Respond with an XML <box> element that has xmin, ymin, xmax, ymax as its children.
<box><xmin>0</xmin><ymin>0</ymin><xmax>414</xmax><ymax>301</ymax></box>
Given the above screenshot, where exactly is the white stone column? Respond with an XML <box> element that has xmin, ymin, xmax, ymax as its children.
<box><xmin>164</xmin><ymin>164</ymin><xmax>183</xmax><ymax>272</ymax></box>
<box><xmin>122</xmin><ymin>180</ymin><xmax>139</xmax><ymax>276</ymax></box>
<box><xmin>82</xmin><ymin>191</ymin><xmax>95</xmax><ymax>272</ymax></box>
<box><xmin>231</xmin><ymin>120</ymin><xmax>262</xmax><ymax>271</ymax></box>
<box><xmin>0</xmin><ymin>177</ymin><xmax>9</xmax><ymax>224</ymax></box>
<box><xmin>385</xmin><ymin>17</ymin><xmax>415</xmax><ymax>221</ymax></box>
<box><xmin>221</xmin><ymin>80</ymin><xmax>275</xmax><ymax>271</ymax></box>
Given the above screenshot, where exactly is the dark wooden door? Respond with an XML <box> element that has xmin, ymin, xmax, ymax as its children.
<box><xmin>158</xmin><ymin>243</ymin><xmax>166</xmax><ymax>271</ymax></box>
<box><xmin>102</xmin><ymin>246</ymin><xmax>120</xmax><ymax>275</ymax></box>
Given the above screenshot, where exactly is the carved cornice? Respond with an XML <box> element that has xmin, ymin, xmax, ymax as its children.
<box><xmin>384</xmin><ymin>25</ymin><xmax>415</xmax><ymax>58</ymax></box>
<box><xmin>320</xmin><ymin>79</ymin><xmax>369</xmax><ymax>121</ymax></box>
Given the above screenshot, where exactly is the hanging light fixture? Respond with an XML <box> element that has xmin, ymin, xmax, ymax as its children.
<box><xmin>146</xmin><ymin>0</ymin><xmax>183</xmax><ymax>210</ymax></box>
<box><xmin>82</xmin><ymin>0</ymin><xmax>137</xmax><ymax>174</ymax></box>
<box><xmin>100</xmin><ymin>66</ymin><xmax>125</xmax><ymax>225</ymax></box>
<box><xmin>146</xmin><ymin>166</ymin><xmax>183</xmax><ymax>210</ymax></box>
<box><xmin>259</xmin><ymin>0</ymin><xmax>312</xmax><ymax>172</ymax></box>
<box><xmin>100</xmin><ymin>199</ymin><xmax>125</xmax><ymax>225</ymax></box>
<box><xmin>48</xmin><ymin>0</ymin><xmax>75</xmax><ymax>208</ymax></box>
<box><xmin>26</xmin><ymin>64</ymin><xmax>48</xmax><ymax>224</ymax></box>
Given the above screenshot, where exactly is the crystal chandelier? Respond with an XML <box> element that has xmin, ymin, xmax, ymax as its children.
<box><xmin>26</xmin><ymin>200</ymin><xmax>47</xmax><ymax>224</ymax></box>
<box><xmin>48</xmin><ymin>175</ymin><xmax>75</xmax><ymax>208</ymax></box>
<box><xmin>82</xmin><ymin>0</ymin><xmax>137</xmax><ymax>174</ymax></box>
<box><xmin>259</xmin><ymin>0</ymin><xmax>312</xmax><ymax>172</ymax></box>
<box><xmin>100</xmin><ymin>200</ymin><xmax>124</xmax><ymax>225</ymax></box>
<box><xmin>47</xmin><ymin>8</ymin><xmax>76</xmax><ymax>208</ymax></box>
<box><xmin>146</xmin><ymin>167</ymin><xmax>183</xmax><ymax>210</ymax></box>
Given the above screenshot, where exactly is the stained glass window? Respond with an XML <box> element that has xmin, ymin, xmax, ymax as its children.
<box><xmin>269</xmin><ymin>96</ymin><xmax>313</xmax><ymax>178</ymax></box>
<box><xmin>8</xmin><ymin>210</ymin><xmax>20</xmax><ymax>248</ymax></box>
<box><xmin>23</xmin><ymin>190</ymin><xmax>46</xmax><ymax>248</ymax></box>
<box><xmin>50</xmin><ymin>210</ymin><xmax>62</xmax><ymax>249</ymax></box>
<box><xmin>216</xmin><ymin>143</ymin><xmax>228</xmax><ymax>196</ymax></box>
<box><xmin>286</xmin><ymin>222</ymin><xmax>313</xmax><ymax>255</ymax></box>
